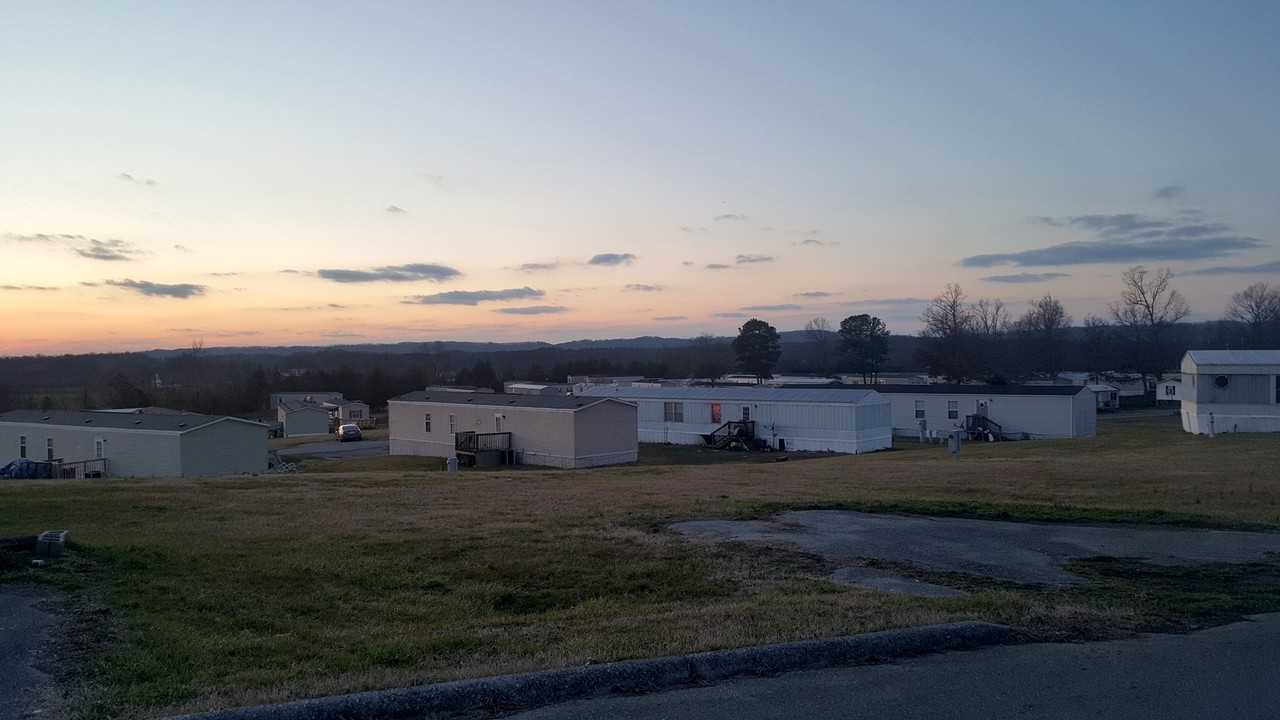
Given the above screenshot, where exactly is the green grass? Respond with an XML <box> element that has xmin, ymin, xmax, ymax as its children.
<box><xmin>2</xmin><ymin>415</ymin><xmax>1279</xmax><ymax>718</ymax></box>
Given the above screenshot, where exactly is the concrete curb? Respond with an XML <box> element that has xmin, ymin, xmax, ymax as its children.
<box><xmin>164</xmin><ymin>621</ymin><xmax>1016</xmax><ymax>720</ymax></box>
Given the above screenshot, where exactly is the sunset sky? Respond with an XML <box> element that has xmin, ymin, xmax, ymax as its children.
<box><xmin>2</xmin><ymin>1</ymin><xmax>1278</xmax><ymax>356</ymax></box>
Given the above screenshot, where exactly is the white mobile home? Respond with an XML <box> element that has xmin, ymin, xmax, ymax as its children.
<box><xmin>1180</xmin><ymin>350</ymin><xmax>1280</xmax><ymax>434</ymax></box>
<box><xmin>389</xmin><ymin>392</ymin><xmax>638</xmax><ymax>469</ymax></box>
<box><xmin>0</xmin><ymin>409</ymin><xmax>268</xmax><ymax>478</ymax></box>
<box><xmin>1085</xmin><ymin>384</ymin><xmax>1120</xmax><ymax>411</ymax></box>
<box><xmin>575</xmin><ymin>386</ymin><xmax>892</xmax><ymax>453</ymax></box>
<box><xmin>840</xmin><ymin>385</ymin><xmax>1096</xmax><ymax>439</ymax></box>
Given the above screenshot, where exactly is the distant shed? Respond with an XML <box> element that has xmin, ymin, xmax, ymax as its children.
<box><xmin>575</xmin><ymin>386</ymin><xmax>892</xmax><ymax>453</ymax></box>
<box><xmin>276</xmin><ymin>401</ymin><xmax>330</xmax><ymax>437</ymax></box>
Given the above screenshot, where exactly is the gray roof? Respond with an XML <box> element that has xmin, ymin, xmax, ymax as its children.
<box><xmin>278</xmin><ymin>400</ymin><xmax>329</xmax><ymax>413</ymax></box>
<box><xmin>0</xmin><ymin>409</ymin><xmax>266</xmax><ymax>432</ymax></box>
<box><xmin>390</xmin><ymin>392</ymin><xmax>632</xmax><ymax>410</ymax></box>
<box><xmin>1185</xmin><ymin>350</ymin><xmax>1280</xmax><ymax>366</ymax></box>
<box><xmin>839</xmin><ymin>384</ymin><xmax>1087</xmax><ymax>397</ymax></box>
<box><xmin>577</xmin><ymin>386</ymin><xmax>887</xmax><ymax>404</ymax></box>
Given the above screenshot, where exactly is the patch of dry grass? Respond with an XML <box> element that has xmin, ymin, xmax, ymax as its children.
<box><xmin>2</xmin><ymin>415</ymin><xmax>1278</xmax><ymax>718</ymax></box>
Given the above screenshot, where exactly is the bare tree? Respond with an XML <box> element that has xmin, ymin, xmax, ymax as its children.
<box><xmin>1107</xmin><ymin>266</ymin><xmax>1190</xmax><ymax>380</ymax></box>
<box><xmin>1225</xmin><ymin>282</ymin><xmax>1280</xmax><ymax>348</ymax></box>
<box><xmin>1014</xmin><ymin>294</ymin><xmax>1073</xmax><ymax>379</ymax></box>
<box><xmin>804</xmin><ymin>317</ymin><xmax>837</xmax><ymax>374</ymax></box>
<box><xmin>686</xmin><ymin>332</ymin><xmax>732</xmax><ymax>382</ymax></box>
<box><xmin>917</xmin><ymin>284</ymin><xmax>980</xmax><ymax>382</ymax></box>
<box><xmin>972</xmin><ymin>298</ymin><xmax>1010</xmax><ymax>337</ymax></box>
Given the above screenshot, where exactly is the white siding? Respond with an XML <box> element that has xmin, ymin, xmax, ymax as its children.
<box><xmin>0</xmin><ymin>419</ymin><xmax>267</xmax><ymax>477</ymax></box>
<box><xmin>628</xmin><ymin>397</ymin><xmax>892</xmax><ymax>453</ymax></box>
<box><xmin>882</xmin><ymin>392</ymin><xmax>1093</xmax><ymax>439</ymax></box>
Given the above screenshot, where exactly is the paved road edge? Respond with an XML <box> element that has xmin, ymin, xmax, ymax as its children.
<box><xmin>164</xmin><ymin>620</ymin><xmax>1017</xmax><ymax>720</ymax></box>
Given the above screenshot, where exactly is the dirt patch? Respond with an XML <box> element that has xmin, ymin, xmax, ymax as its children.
<box><xmin>673</xmin><ymin>510</ymin><xmax>1280</xmax><ymax>587</ymax></box>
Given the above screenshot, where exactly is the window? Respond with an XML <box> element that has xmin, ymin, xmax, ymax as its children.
<box><xmin>1275</xmin><ymin>377</ymin><xmax>1279</xmax><ymax>404</ymax></box>
<box><xmin>350</xmin><ymin>409</ymin><xmax>363</xmax><ymax>419</ymax></box>
<box><xmin>741</xmin><ymin>406</ymin><xmax>751</xmax><ymax>422</ymax></box>
<box><xmin>449</xmin><ymin>414</ymin><xmax>457</xmax><ymax>434</ymax></box>
<box><xmin>711</xmin><ymin>403</ymin><xmax>722</xmax><ymax>424</ymax></box>
<box><xmin>46</xmin><ymin>438</ymin><xmax>54</xmax><ymax>461</ymax></box>
<box><xmin>663</xmin><ymin>402</ymin><xmax>684</xmax><ymax>422</ymax></box>
<box><xmin>18</xmin><ymin>435</ymin><xmax>26</xmax><ymax>459</ymax></box>
<box><xmin>914</xmin><ymin>400</ymin><xmax>925</xmax><ymax>419</ymax></box>
<box><xmin>1214</xmin><ymin>375</ymin><xmax>1230</xmax><ymax>389</ymax></box>
<box><xmin>947</xmin><ymin>401</ymin><xmax>958</xmax><ymax>420</ymax></box>
<box><xmin>424</xmin><ymin>413</ymin><xmax>432</xmax><ymax>432</ymax></box>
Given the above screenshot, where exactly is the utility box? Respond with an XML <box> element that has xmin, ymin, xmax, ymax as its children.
<box><xmin>947</xmin><ymin>431</ymin><xmax>961</xmax><ymax>458</ymax></box>
<box><xmin>37</xmin><ymin>530</ymin><xmax>69</xmax><ymax>559</ymax></box>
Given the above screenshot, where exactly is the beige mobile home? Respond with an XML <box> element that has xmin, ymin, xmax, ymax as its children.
<box><xmin>388</xmin><ymin>392</ymin><xmax>638</xmax><ymax>468</ymax></box>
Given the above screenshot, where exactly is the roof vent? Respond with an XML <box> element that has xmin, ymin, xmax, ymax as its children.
<box><xmin>84</xmin><ymin>419</ymin><xmax>92</xmax><ymax>423</ymax></box>
<box><xmin>42</xmin><ymin>416</ymin><xmax>50</xmax><ymax>421</ymax></box>
<box><xmin>134</xmin><ymin>420</ymin><xmax>142</xmax><ymax>425</ymax></box>
<box><xmin>177</xmin><ymin>422</ymin><xmax>187</xmax><ymax>428</ymax></box>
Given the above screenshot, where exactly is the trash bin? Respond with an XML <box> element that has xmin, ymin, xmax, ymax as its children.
<box><xmin>447</xmin><ymin>457</ymin><xmax>458</xmax><ymax>472</ymax></box>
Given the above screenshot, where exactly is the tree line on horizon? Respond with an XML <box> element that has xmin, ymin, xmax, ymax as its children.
<box><xmin>1</xmin><ymin>269</ymin><xmax>1276</xmax><ymax>415</ymax></box>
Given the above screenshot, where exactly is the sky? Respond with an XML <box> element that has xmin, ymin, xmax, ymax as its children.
<box><xmin>2</xmin><ymin>1</ymin><xmax>1278</xmax><ymax>356</ymax></box>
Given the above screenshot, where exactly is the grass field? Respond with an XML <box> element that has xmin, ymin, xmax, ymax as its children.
<box><xmin>3</xmin><ymin>415</ymin><xmax>1279</xmax><ymax>718</ymax></box>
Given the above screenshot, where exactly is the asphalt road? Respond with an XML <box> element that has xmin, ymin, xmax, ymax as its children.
<box><xmin>509</xmin><ymin>613</ymin><xmax>1280</xmax><ymax>720</ymax></box>
<box><xmin>0</xmin><ymin>585</ymin><xmax>56</xmax><ymax>720</ymax></box>
<box><xmin>281</xmin><ymin>438</ymin><xmax>389</xmax><ymax>459</ymax></box>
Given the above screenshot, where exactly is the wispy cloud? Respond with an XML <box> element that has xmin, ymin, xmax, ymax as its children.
<box><xmin>405</xmin><ymin>287</ymin><xmax>544</xmax><ymax>305</ymax></box>
<box><xmin>588</xmin><ymin>253</ymin><xmax>636</xmax><ymax>266</ymax></box>
<box><xmin>0</xmin><ymin>284</ymin><xmax>57</xmax><ymax>291</ymax></box>
<box><xmin>209</xmin><ymin>272</ymin><xmax>242</xmax><ymax>277</ymax></box>
<box><xmin>4</xmin><ymin>232</ymin><xmax>142</xmax><ymax>261</ymax></box>
<box><xmin>317</xmin><ymin>263</ymin><xmax>461</xmax><ymax>283</ymax></box>
<box><xmin>494</xmin><ymin>305</ymin><xmax>566</xmax><ymax>315</ymax></box>
<box><xmin>736</xmin><ymin>254</ymin><xmax>774</xmax><ymax>264</ymax></box>
<box><xmin>715</xmin><ymin>214</ymin><xmax>747</xmax><ymax>222</ymax></box>
<box><xmin>1182</xmin><ymin>261</ymin><xmax>1280</xmax><ymax>277</ymax></box>
<box><xmin>385</xmin><ymin>205</ymin><xmax>407</xmax><ymax>214</ymax></box>
<box><xmin>625</xmin><ymin>283</ymin><xmax>663</xmax><ymax>292</ymax></box>
<box><xmin>964</xmin><ymin>212</ymin><xmax>1266</xmax><ymax>268</ymax></box>
<box><xmin>1154</xmin><ymin>185</ymin><xmax>1185</xmax><ymax>201</ymax></box>
<box><xmin>174</xmin><ymin>244</ymin><xmax>192</xmax><ymax>253</ymax></box>
<box><xmin>117</xmin><ymin>172</ymin><xmax>157</xmax><ymax>186</ymax></box>
<box><xmin>517</xmin><ymin>262</ymin><xmax>559</xmax><ymax>272</ymax></box>
<box><xmin>795</xmin><ymin>291</ymin><xmax>834</xmax><ymax>298</ymax></box>
<box><xmin>713</xmin><ymin>312</ymin><xmax>750</xmax><ymax>318</ymax></box>
<box><xmin>76</xmin><ymin>239</ymin><xmax>140</xmax><ymax>261</ymax></box>
<box><xmin>845</xmin><ymin>297</ymin><xmax>930</xmax><ymax>306</ymax></box>
<box><xmin>653</xmin><ymin>315</ymin><xmax>686</xmax><ymax>321</ymax></box>
<box><xmin>794</xmin><ymin>238</ymin><xmax>839</xmax><ymax>247</ymax></box>
<box><xmin>104</xmin><ymin>279</ymin><xmax>206</xmax><ymax>299</ymax></box>
<box><xmin>741</xmin><ymin>304</ymin><xmax>802</xmax><ymax>311</ymax></box>
<box><xmin>982</xmin><ymin>272</ymin><xmax>1071</xmax><ymax>283</ymax></box>
<box><xmin>705</xmin><ymin>263</ymin><xmax>732</xmax><ymax>270</ymax></box>
<box><xmin>679</xmin><ymin>226</ymin><xmax>710</xmax><ymax>233</ymax></box>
